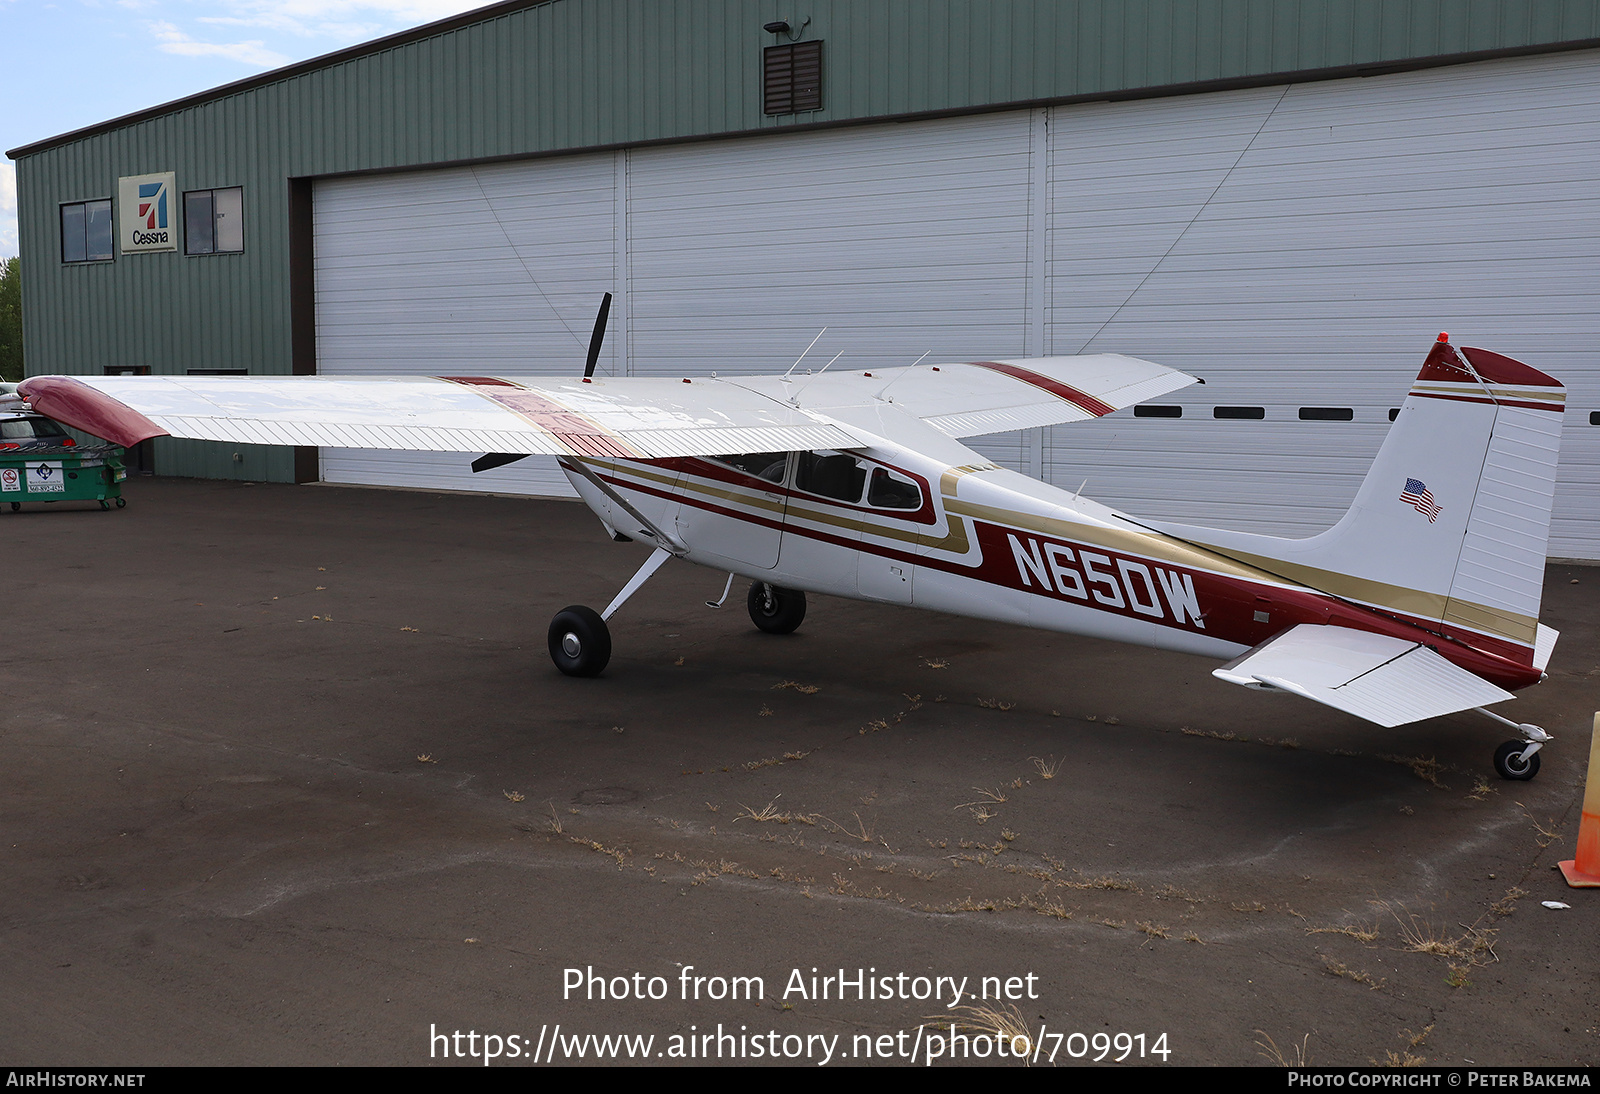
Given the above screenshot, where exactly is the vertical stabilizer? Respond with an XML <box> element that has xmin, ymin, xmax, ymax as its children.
<box><xmin>1152</xmin><ymin>337</ymin><xmax>1565</xmax><ymax>662</ymax></box>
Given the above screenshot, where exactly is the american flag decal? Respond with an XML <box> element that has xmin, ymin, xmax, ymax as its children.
<box><xmin>1400</xmin><ymin>477</ymin><xmax>1442</xmax><ymax>522</ymax></box>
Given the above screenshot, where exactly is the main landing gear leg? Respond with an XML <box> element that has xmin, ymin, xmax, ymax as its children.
<box><xmin>548</xmin><ymin>546</ymin><xmax>673</xmax><ymax>677</ymax></box>
<box><xmin>1475</xmin><ymin>706</ymin><xmax>1551</xmax><ymax>781</ymax></box>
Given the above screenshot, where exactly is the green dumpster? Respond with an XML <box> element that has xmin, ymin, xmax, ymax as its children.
<box><xmin>0</xmin><ymin>445</ymin><xmax>127</xmax><ymax>511</ymax></box>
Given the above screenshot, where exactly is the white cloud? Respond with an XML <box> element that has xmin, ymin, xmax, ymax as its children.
<box><xmin>151</xmin><ymin>20</ymin><xmax>292</xmax><ymax>67</ymax></box>
<box><xmin>0</xmin><ymin>162</ymin><xmax>16</xmax><ymax>260</ymax></box>
<box><xmin>197</xmin><ymin>1</ymin><xmax>484</xmax><ymax>40</ymax></box>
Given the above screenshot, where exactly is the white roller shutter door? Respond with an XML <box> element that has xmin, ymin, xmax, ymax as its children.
<box><xmin>314</xmin><ymin>50</ymin><xmax>1600</xmax><ymax>556</ymax></box>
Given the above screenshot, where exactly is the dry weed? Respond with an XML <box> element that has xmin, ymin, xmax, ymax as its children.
<box><xmin>933</xmin><ymin>1004</ymin><xmax>1036</xmax><ymax>1062</ymax></box>
<box><xmin>772</xmin><ymin>680</ymin><xmax>820</xmax><ymax>694</ymax></box>
<box><xmin>1516</xmin><ymin>801</ymin><xmax>1563</xmax><ymax>849</ymax></box>
<box><xmin>1307</xmin><ymin>918</ymin><xmax>1380</xmax><ymax>943</ymax></box>
<box><xmin>1379</xmin><ymin>753</ymin><xmax>1448</xmax><ymax>789</ymax></box>
<box><xmin>1030</xmin><ymin>756</ymin><xmax>1060</xmax><ymax>779</ymax></box>
<box><xmin>1490</xmin><ymin>887</ymin><xmax>1528</xmax><ymax>918</ymax></box>
<box><xmin>1319</xmin><ymin>954</ymin><xmax>1385</xmax><ymax>989</ymax></box>
<box><xmin>1255</xmin><ymin>1030</ymin><xmax>1311</xmax><ymax>1067</ymax></box>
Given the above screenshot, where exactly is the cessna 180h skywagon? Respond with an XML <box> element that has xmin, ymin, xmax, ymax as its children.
<box><xmin>8</xmin><ymin>304</ymin><xmax>1566</xmax><ymax>782</ymax></box>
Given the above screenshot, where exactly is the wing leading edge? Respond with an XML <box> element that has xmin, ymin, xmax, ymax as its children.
<box><xmin>16</xmin><ymin>352</ymin><xmax>1195</xmax><ymax>459</ymax></box>
<box><xmin>16</xmin><ymin>374</ymin><xmax>864</xmax><ymax>460</ymax></box>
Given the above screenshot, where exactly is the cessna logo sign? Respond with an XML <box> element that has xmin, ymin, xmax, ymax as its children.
<box><xmin>118</xmin><ymin>172</ymin><xmax>177</xmax><ymax>253</ymax></box>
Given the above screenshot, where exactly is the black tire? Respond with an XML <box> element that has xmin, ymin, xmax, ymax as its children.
<box><xmin>9</xmin><ymin>502</ymin><xmax>17</xmax><ymax>511</ymax></box>
<box><xmin>747</xmin><ymin>582</ymin><xmax>807</xmax><ymax>634</ymax></box>
<box><xmin>1493</xmin><ymin>740</ymin><xmax>1540</xmax><ymax>781</ymax></box>
<box><xmin>548</xmin><ymin>606</ymin><xmax>611</xmax><ymax>677</ymax></box>
<box><xmin>115</xmin><ymin>497</ymin><xmax>126</xmax><ymax>508</ymax></box>
<box><xmin>100</xmin><ymin>500</ymin><xmax>109</xmax><ymax>510</ymax></box>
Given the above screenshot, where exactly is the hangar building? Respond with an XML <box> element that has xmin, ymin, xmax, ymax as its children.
<box><xmin>11</xmin><ymin>0</ymin><xmax>1600</xmax><ymax>556</ymax></box>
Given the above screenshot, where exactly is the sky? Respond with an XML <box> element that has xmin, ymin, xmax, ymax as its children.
<box><xmin>1</xmin><ymin>0</ymin><xmax>492</xmax><ymax>260</ymax></box>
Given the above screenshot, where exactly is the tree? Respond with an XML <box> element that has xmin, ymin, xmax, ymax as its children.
<box><xmin>0</xmin><ymin>257</ymin><xmax>21</xmax><ymax>383</ymax></box>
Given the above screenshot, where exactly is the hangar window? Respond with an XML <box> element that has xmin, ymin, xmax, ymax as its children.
<box><xmin>61</xmin><ymin>199</ymin><xmax>114</xmax><ymax>263</ymax></box>
<box><xmin>1591</xmin><ymin>411</ymin><xmax>1600</xmax><ymax>425</ymax></box>
<box><xmin>184</xmin><ymin>187</ymin><xmax>244</xmax><ymax>255</ymax></box>
<box><xmin>1298</xmin><ymin>407</ymin><xmax>1354</xmax><ymax>421</ymax></box>
<box><xmin>1133</xmin><ymin>405</ymin><xmax>1182</xmax><ymax>418</ymax></box>
<box><xmin>764</xmin><ymin>40</ymin><xmax>823</xmax><ymax>114</ymax></box>
<box><xmin>1213</xmin><ymin>406</ymin><xmax>1265</xmax><ymax>420</ymax></box>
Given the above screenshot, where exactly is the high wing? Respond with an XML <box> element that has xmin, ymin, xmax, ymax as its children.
<box><xmin>731</xmin><ymin>354</ymin><xmax>1199</xmax><ymax>438</ymax></box>
<box><xmin>1212</xmin><ymin>624</ymin><xmax>1514</xmax><ymax>728</ymax></box>
<box><xmin>15</xmin><ymin>352</ymin><xmax>1196</xmax><ymax>457</ymax></box>
<box><xmin>15</xmin><ymin>374</ymin><xmax>863</xmax><ymax>459</ymax></box>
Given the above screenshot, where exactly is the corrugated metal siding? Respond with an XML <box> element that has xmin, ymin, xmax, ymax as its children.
<box><xmin>312</xmin><ymin>49</ymin><xmax>1600</xmax><ymax>555</ymax></box>
<box><xmin>1040</xmin><ymin>50</ymin><xmax>1600</xmax><ymax>555</ymax></box>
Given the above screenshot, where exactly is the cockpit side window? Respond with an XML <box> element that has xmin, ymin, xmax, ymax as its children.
<box><xmin>867</xmin><ymin>466</ymin><xmax>922</xmax><ymax>510</ymax></box>
<box><xmin>794</xmin><ymin>451</ymin><xmax>866</xmax><ymax>503</ymax></box>
<box><xmin>715</xmin><ymin>452</ymin><xmax>790</xmax><ymax>484</ymax></box>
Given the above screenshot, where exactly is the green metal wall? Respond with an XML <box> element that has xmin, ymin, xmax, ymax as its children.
<box><xmin>14</xmin><ymin>0</ymin><xmax>1600</xmax><ymax>480</ymax></box>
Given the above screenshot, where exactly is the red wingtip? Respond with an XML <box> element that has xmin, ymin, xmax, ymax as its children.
<box><xmin>15</xmin><ymin>376</ymin><xmax>168</xmax><ymax>447</ymax></box>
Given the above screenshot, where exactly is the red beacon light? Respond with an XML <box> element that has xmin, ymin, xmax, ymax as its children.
<box><xmin>1437</xmin><ymin>332</ymin><xmax>1450</xmax><ymax>343</ymax></box>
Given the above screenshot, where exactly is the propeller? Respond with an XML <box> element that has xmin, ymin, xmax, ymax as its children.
<box><xmin>472</xmin><ymin>292</ymin><xmax>613</xmax><ymax>473</ymax></box>
<box><xmin>584</xmin><ymin>292</ymin><xmax>613</xmax><ymax>379</ymax></box>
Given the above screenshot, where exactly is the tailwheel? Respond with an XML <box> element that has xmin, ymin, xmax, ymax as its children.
<box><xmin>548</xmin><ymin>606</ymin><xmax>611</xmax><ymax>677</ymax></box>
<box><xmin>747</xmin><ymin>582</ymin><xmax>806</xmax><ymax>635</ymax></box>
<box><xmin>1493</xmin><ymin>739</ymin><xmax>1540</xmax><ymax>781</ymax></box>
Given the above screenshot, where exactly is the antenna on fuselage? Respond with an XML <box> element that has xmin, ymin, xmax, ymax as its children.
<box><xmin>783</xmin><ymin>328</ymin><xmax>828</xmax><ymax>381</ymax></box>
<box><xmin>874</xmin><ymin>350</ymin><xmax>931</xmax><ymax>402</ymax></box>
<box><xmin>788</xmin><ymin>350</ymin><xmax>845</xmax><ymax>405</ymax></box>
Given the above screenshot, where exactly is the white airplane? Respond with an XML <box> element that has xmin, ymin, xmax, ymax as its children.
<box><xmin>9</xmin><ymin>302</ymin><xmax>1566</xmax><ymax>782</ymax></box>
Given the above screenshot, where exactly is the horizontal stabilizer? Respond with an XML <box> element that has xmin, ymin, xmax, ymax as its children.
<box><xmin>1213</xmin><ymin>624</ymin><xmax>1513</xmax><ymax>728</ymax></box>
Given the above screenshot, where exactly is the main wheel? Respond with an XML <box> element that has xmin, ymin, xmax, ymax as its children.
<box><xmin>1493</xmin><ymin>739</ymin><xmax>1540</xmax><ymax>781</ymax></box>
<box><xmin>548</xmin><ymin>606</ymin><xmax>611</xmax><ymax>677</ymax></box>
<box><xmin>747</xmin><ymin>582</ymin><xmax>806</xmax><ymax>635</ymax></box>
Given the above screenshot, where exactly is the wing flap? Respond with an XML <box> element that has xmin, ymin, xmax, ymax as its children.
<box><xmin>1213</xmin><ymin>624</ymin><xmax>1513</xmax><ymax>728</ymax></box>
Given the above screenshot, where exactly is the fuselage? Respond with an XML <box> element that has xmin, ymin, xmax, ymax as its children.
<box><xmin>561</xmin><ymin>431</ymin><xmax>1543</xmax><ymax>694</ymax></box>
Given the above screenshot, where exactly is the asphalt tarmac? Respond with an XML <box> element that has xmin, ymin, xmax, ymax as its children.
<box><xmin>3</xmin><ymin>478</ymin><xmax>1596</xmax><ymax>1067</ymax></box>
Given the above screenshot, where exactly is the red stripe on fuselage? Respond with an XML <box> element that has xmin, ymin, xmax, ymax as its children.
<box><xmin>967</xmin><ymin>362</ymin><xmax>1117</xmax><ymax>417</ymax></box>
<box><xmin>585</xmin><ymin>460</ymin><xmax>1542</xmax><ymax>692</ymax></box>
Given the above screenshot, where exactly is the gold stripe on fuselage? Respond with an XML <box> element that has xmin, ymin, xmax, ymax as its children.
<box><xmin>583</xmin><ymin>458</ymin><xmax>1535</xmax><ymax>648</ymax></box>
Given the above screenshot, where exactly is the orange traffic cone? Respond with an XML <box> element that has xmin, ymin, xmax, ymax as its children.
<box><xmin>1558</xmin><ymin>712</ymin><xmax>1600</xmax><ymax>888</ymax></box>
